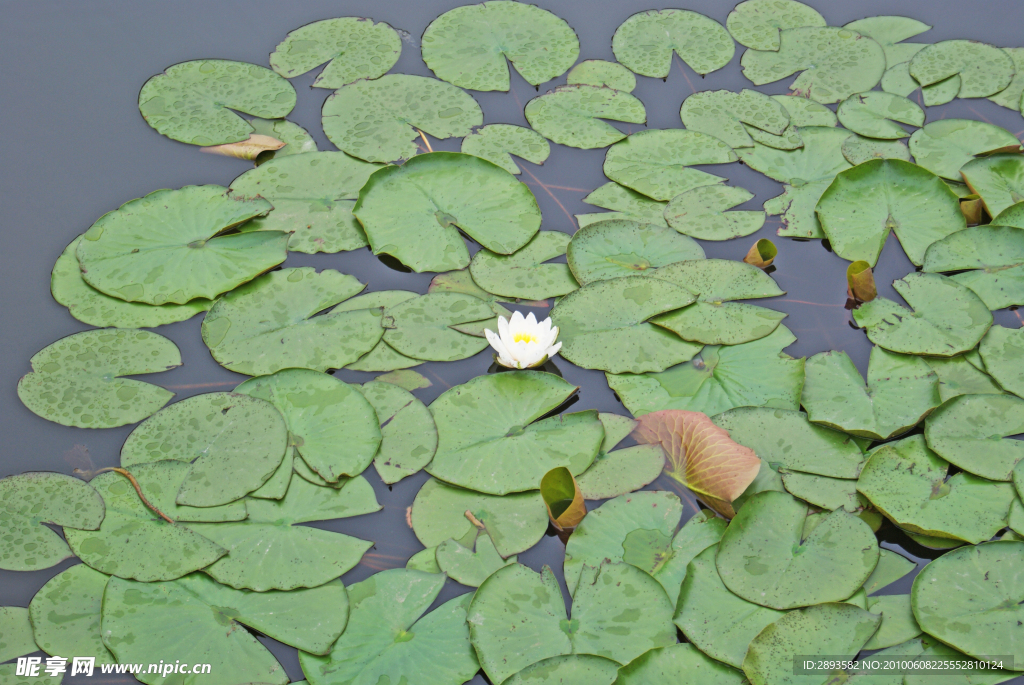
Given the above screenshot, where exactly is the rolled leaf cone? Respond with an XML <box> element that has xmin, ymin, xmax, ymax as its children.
<box><xmin>743</xmin><ymin>238</ymin><xmax>777</xmax><ymax>268</ymax></box>
<box><xmin>846</xmin><ymin>260</ymin><xmax>877</xmax><ymax>303</ymax></box>
<box><xmin>540</xmin><ymin>467</ymin><xmax>586</xmax><ymax>531</ymax></box>
<box><xmin>201</xmin><ymin>134</ymin><xmax>285</xmax><ymax>160</ymax></box>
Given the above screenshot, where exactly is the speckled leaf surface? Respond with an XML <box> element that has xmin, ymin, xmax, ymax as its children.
<box><xmin>745</xmin><ymin>123</ymin><xmax>803</xmax><ymax>151</ymax></box>
<box><xmin>843</xmin><ymin>15</ymin><xmax>931</xmax><ymax>66</ymax></box>
<box><xmin>922</xmin><ymin>73</ymin><xmax>962</xmax><ymax>107</ymax></box>
<box><xmin>470</xmin><ymin>231</ymin><xmax>578</xmax><ymax>300</ymax></box>
<box><xmin>576</xmin><ymin>413</ymin><xmax>665</xmax><ymax>499</ymax></box>
<box><xmin>138</xmin><ymin>60</ymin><xmax>296</xmax><ymax>145</ymax></box>
<box><xmin>836</xmin><ymin>92</ymin><xmax>923</xmax><ymax>139</ymax></box>
<box><xmin>726</xmin><ymin>0</ymin><xmax>825</xmax><ymax>51</ymax></box>
<box><xmin>435</xmin><ymin>533</ymin><xmax>515</xmax><ymax>587</ymax></box>
<box><xmin>612</xmin><ymin>9</ymin><xmax>734</xmax><ymax>77</ymax></box>
<box><xmin>924</xmin><ymin>393</ymin><xmax>1024</xmax><ymax>481</ymax></box>
<box><xmin>358</xmin><ymin>380</ymin><xmax>436</xmax><ymax>484</ymax></box>
<box><xmin>509</xmin><ymin>655</ymin><xmax>619</xmax><ymax>685</ymax></box>
<box><xmin>961</xmin><ymin>153</ymin><xmax>1024</xmax><ymax>218</ymax></box>
<box><xmin>321</xmin><ymin>75</ymin><xmax>482</xmax><ymax>163</ymax></box>
<box><xmin>567</xmin><ymin>60</ymin><xmax>636</xmax><ymax>92</ymax></box>
<box><xmin>461</xmin><ymin>124</ymin><xmax>550</xmax><ymax>175</ymax></box>
<box><xmin>773</xmin><ymin>95</ymin><xmax>838</xmax><ymax>126</ymax></box>
<box><xmin>781</xmin><ymin>472</ymin><xmax>865</xmax><ymax>513</ymax></box>
<box><xmin>908</xmin><ymin>120</ymin><xmax>1021</xmax><ymax>180</ymax></box>
<box><xmin>881</xmin><ymin>61</ymin><xmax>921</xmax><ymax>97</ymax></box>
<box><xmin>863</xmin><ymin>549</ymin><xmax>916</xmax><ymax>595</ymax></box>
<box><xmin>567</xmin><ymin>219</ymin><xmax>703</xmax><ymax>285</ymax></box>
<box><xmin>841</xmin><ymin>134</ymin><xmax>912</xmax><ymax>166</ymax></box>
<box><xmin>336</xmin><ymin>291</ymin><xmax>422</xmax><ymax>372</ymax></box>
<box><xmin>76</xmin><ymin>185</ymin><xmax>284</xmax><ymax>305</ymax></box>
<box><xmin>525</xmin><ymin>85</ymin><xmax>646</xmax><ymax>150</ymax></box>
<box><xmin>579</xmin><ymin>182</ymin><xmax>670</xmax><ymax>227</ymax></box>
<box><xmin>422</xmin><ymin>1</ymin><xmax>578</xmax><ymax>91</ymax></box>
<box><xmin>614</xmin><ymin>643</ymin><xmax>747</xmax><ymax>685</ymax></box>
<box><xmin>852</xmin><ymin>273</ymin><xmax>992</xmax><ymax>356</ymax></box>
<box><xmin>353</xmin><ymin>152</ymin><xmax>541</xmax><ymax>272</ymax></box>
<box><xmin>270</xmin><ymin>17</ymin><xmax>400</xmax><ymax>88</ymax></box>
<box><xmin>924</xmin><ymin>354</ymin><xmax>1004</xmax><ymax>402</ymax></box>
<box><xmin>909</xmin><ymin>40</ymin><xmax>1015</xmax><ymax>98</ymax></box>
<box><xmin>634</xmin><ymin>508</ymin><xmax>726</xmax><ymax>606</ymax></box>
<box><xmin>980</xmin><ymin>325</ymin><xmax>1024</xmax><ymax>398</ymax></box>
<box><xmin>381</xmin><ymin>292</ymin><xmax>495</xmax><ymax>361</ymax></box>
<box><xmin>680</xmin><ymin>89</ymin><xmax>791</xmax><ymax>148</ymax></box>
<box><xmin>664</xmin><ymin>185</ymin><xmax>766</xmax><ymax>241</ymax></box>
<box><xmin>0</xmin><ymin>606</ymin><xmax>38</xmax><ymax>664</ymax></box>
<box><xmin>17</xmin><ymin>328</ymin><xmax>180</xmax><ymax>429</ymax></box>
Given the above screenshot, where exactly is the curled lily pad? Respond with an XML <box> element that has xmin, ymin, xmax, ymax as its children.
<box><xmin>980</xmin><ymin>325</ymin><xmax>1024</xmax><ymax>398</ymax></box>
<box><xmin>422</xmin><ymin>1</ymin><xmax>579</xmax><ymax>91</ymax></box>
<box><xmin>300</xmin><ymin>569</ymin><xmax>479</xmax><ymax>685</ymax></box>
<box><xmin>322</xmin><ymin>74</ymin><xmax>482</xmax><ymax>163</ymax></box>
<box><xmin>200</xmin><ymin>133</ymin><xmax>284</xmax><ymax>161</ymax></box>
<box><xmin>836</xmin><ymin>92</ymin><xmax>924</xmax><ymax>139</ymax></box>
<box><xmin>802</xmin><ymin>347</ymin><xmax>940</xmax><ymax>440</ymax></box>
<box><xmin>248</xmin><ymin>117</ymin><xmax>317</xmax><ymax>163</ymax></box>
<box><xmin>470</xmin><ymin>231</ymin><xmax>578</xmax><ymax>301</ymax></box>
<box><xmin>270</xmin><ymin>17</ymin><xmax>401</xmax><ymax>88</ymax></box>
<box><xmin>846</xmin><ymin>260</ymin><xmax>878</xmax><ymax>303</ymax></box>
<box><xmin>679</xmin><ymin>89</ymin><xmax>791</xmax><ymax>149</ymax></box>
<box><xmin>17</xmin><ymin>328</ymin><xmax>180</xmax><ymax>429</ymax></box>
<box><xmin>353</xmin><ymin>152</ymin><xmax>541</xmax><ymax>273</ymax></box>
<box><xmin>615</xmin><ymin>643</ymin><xmax>746</xmax><ymax>685</ymax></box>
<box><xmin>612</xmin><ymin>10</ymin><xmax>734</xmax><ymax>77</ymax></box>
<box><xmin>924</xmin><ymin>225</ymin><xmax>1024</xmax><ymax>309</ymax></box>
<box><xmin>461</xmin><ymin>124</ymin><xmax>550</xmax><ymax>175</ymax></box>
<box><xmin>853</xmin><ymin>273</ymin><xmax>992</xmax><ymax>356</ymax></box>
<box><xmin>580</xmin><ymin>182</ymin><xmax>669</xmax><ymax>228</ymax></box>
<box><xmin>924</xmin><ymin>393</ymin><xmax>1024</xmax><ymax>481</ymax></box>
<box><xmin>857</xmin><ymin>435</ymin><xmax>1013</xmax><ymax>544</ymax></box>
<box><xmin>427</xmin><ymin>371</ymin><xmax>602</xmax><ymax>495</ymax></box>
<box><xmin>608</xmin><ymin>325</ymin><xmax>803</xmax><ymax>417</ymax></box>
<box><xmin>567</xmin><ymin>219</ymin><xmax>704</xmax><ymax>285</ymax></box>
<box><xmin>567</xmin><ymin>60</ymin><xmax>636</xmax><ymax>92</ymax></box>
<box><xmin>436</xmin><ymin>532</ymin><xmax>516</xmax><ymax>587</ymax></box>
<box><xmin>358</xmin><ymin>380</ymin><xmax>436</xmax><ymax>484</ymax></box>
<box><xmin>744</xmin><ymin>239</ymin><xmax>777</xmax><ymax>268</ymax></box>
<box><xmin>924</xmin><ymin>354</ymin><xmax>1004</xmax><ymax>402</ymax></box>
<box><xmin>551</xmin><ymin>275</ymin><xmax>700</xmax><ymax>374</ymax></box>
<box><xmin>909</xmin><ymin>40</ymin><xmax>1015</xmax><ymax>99</ymax></box>
<box><xmin>541</xmin><ymin>467</ymin><xmax>585</xmax><ymax>531</ymax></box>
<box><xmin>231</xmin><ymin>152</ymin><xmax>382</xmax><ymax>254</ymax></box>
<box><xmin>717</xmin><ymin>491</ymin><xmax>879</xmax><ymax>609</ymax></box>
<box><xmin>841</xmin><ymin>135</ymin><xmax>912</xmax><ymax>166</ymax></box>
<box><xmin>382</xmin><ymin>292</ymin><xmax>495</xmax><ymax>362</ymax></box>
<box><xmin>27</xmin><ymin>565</ymin><xmax>112</xmax><ymax>664</ymax></box>
<box><xmin>76</xmin><ymin>185</ymin><xmax>283</xmax><ymax>305</ymax></box>
<box><xmin>202</xmin><ymin>267</ymin><xmax>383</xmax><ymax>376</ymax></box>
<box><xmin>604</xmin><ymin>129</ymin><xmax>737</xmax><ymax>201</ymax></box>
<box><xmin>741</xmin><ymin>27</ymin><xmax>885</xmax><ymax>104</ymax></box>
<box><xmin>576</xmin><ymin>413</ymin><xmax>665</xmax><ymax>500</ymax></box>
<box><xmin>908</xmin><ymin>120</ymin><xmax>1022</xmax><ymax>180</ymax></box>
<box><xmin>961</xmin><ymin>153</ymin><xmax>1024</xmax><ymax>218</ymax></box>
<box><xmin>726</xmin><ymin>0</ymin><xmax>825</xmax><ymax>51</ymax></box>
<box><xmin>0</xmin><ymin>473</ymin><xmax>103</xmax><ymax>572</ymax></box>
<box><xmin>524</xmin><ymin>85</ymin><xmax>646</xmax><ymax>150</ymax></box>
<box><xmin>664</xmin><ymin>185</ymin><xmax>766</xmax><ymax>241</ymax></box>
<box><xmin>138</xmin><ymin>60</ymin><xmax>296</xmax><ymax>145</ymax></box>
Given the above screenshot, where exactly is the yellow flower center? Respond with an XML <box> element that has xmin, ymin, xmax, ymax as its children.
<box><xmin>513</xmin><ymin>332</ymin><xmax>538</xmax><ymax>344</ymax></box>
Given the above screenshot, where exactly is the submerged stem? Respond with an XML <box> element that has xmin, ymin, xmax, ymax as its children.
<box><xmin>417</xmin><ymin>128</ymin><xmax>434</xmax><ymax>152</ymax></box>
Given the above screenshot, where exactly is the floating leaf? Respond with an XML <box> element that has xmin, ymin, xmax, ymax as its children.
<box><xmin>322</xmin><ymin>74</ymin><xmax>482</xmax><ymax>163</ymax></box>
<box><xmin>843</xmin><ymin>15</ymin><xmax>931</xmax><ymax>67</ymax></box>
<box><xmin>922</xmin><ymin>73</ymin><xmax>964</xmax><ymax>107</ymax></box>
<box><xmin>802</xmin><ymin>347</ymin><xmax>940</xmax><ymax>440</ymax></box>
<box><xmin>353</xmin><ymin>152</ymin><xmax>541</xmax><ymax>273</ymax></box>
<box><xmin>248</xmin><ymin>116</ymin><xmax>318</xmax><ymax>163</ymax></box>
<box><xmin>269</xmin><ymin>17</ymin><xmax>401</xmax><ymax>88</ymax></box>
<box><xmin>567</xmin><ymin>219</ymin><xmax>704</xmax><ymax>285</ymax></box>
<box><xmin>782</xmin><ymin>472</ymin><xmax>867</xmax><ymax>513</ymax></box>
<box><xmin>615</xmin><ymin>643</ymin><xmax>747</xmax><ymax>685</ymax></box>
<box><xmin>567</xmin><ymin>60</ymin><xmax>636</xmax><ymax>92</ymax></box>
<box><xmin>881</xmin><ymin>61</ymin><xmax>921</xmax><ymax>97</ymax></box>
<box><xmin>852</xmin><ymin>273</ymin><xmax>992</xmax><ymax>356</ymax></box>
<box><xmin>726</xmin><ymin>0</ymin><xmax>825</xmax><ymax>51</ymax></box>
<box><xmin>745</xmin><ymin>122</ymin><xmax>804</xmax><ymax>151</ymax></box>
<box><xmin>138</xmin><ymin>60</ymin><xmax>296</xmax><ymax>145</ymax></box>
<box><xmin>980</xmin><ymin>325</ymin><xmax>1024</xmax><ymax>398</ymax></box>
<box><xmin>358</xmin><ymin>380</ymin><xmax>437</xmax><ymax>484</ymax></box>
<box><xmin>924</xmin><ymin>354</ymin><xmax>1004</xmax><ymax>402</ymax></box>
<box><xmin>579</xmin><ymin>182</ymin><xmax>670</xmax><ymax>228</ymax></box>
<box><xmin>679</xmin><ymin>89</ymin><xmax>791</xmax><ymax>149</ymax></box>
<box><xmin>744</xmin><ymin>239</ymin><xmax>777</xmax><ymax>268</ymax></box>
<box><xmin>846</xmin><ymin>260</ymin><xmax>878</xmax><ymax>302</ymax></box>
<box><xmin>17</xmin><ymin>328</ymin><xmax>180</xmax><ymax>429</ymax></box>
<box><xmin>665</xmin><ymin>185</ymin><xmax>766</xmax><ymax>241</ymax></box>
<box><xmin>841</xmin><ymin>134</ymin><xmax>912</xmax><ymax>166</ymax></box>
<box><xmin>550</xmin><ymin>275</ymin><xmax>700</xmax><ymax>373</ymax></box>
<box><xmin>773</xmin><ymin>95</ymin><xmax>838</xmax><ymax>126</ymax></box>
<box><xmin>541</xmin><ymin>467</ymin><xmax>586</xmax><ymax>530</ymax></box>
<box><xmin>422</xmin><ymin>1</ymin><xmax>578</xmax><ymax>91</ymax></box>
<box><xmin>741</xmin><ymin>27</ymin><xmax>885</xmax><ymax>104</ymax></box>
<box><xmin>604</xmin><ymin>129</ymin><xmax>737</xmax><ymax>201</ymax></box>
<box><xmin>576</xmin><ymin>413</ymin><xmax>665</xmax><ymax>500</ymax></box>
<box><xmin>863</xmin><ymin>549</ymin><xmax>916</xmax><ymax>595</ymax></box>
<box><xmin>381</xmin><ymin>292</ymin><xmax>495</xmax><ymax>362</ymax></box>
<box><xmin>524</xmin><ymin>85</ymin><xmax>646</xmax><ymax>149</ymax></box>
<box><xmin>436</xmin><ymin>533</ymin><xmax>516</xmax><ymax>587</ymax></box>
<box><xmin>990</xmin><ymin>47</ymin><xmax>1024</xmax><ymax>110</ymax></box>
<box><xmin>836</xmin><ymin>92</ymin><xmax>924</xmax><ymax>139</ymax></box>
<box><xmin>428</xmin><ymin>268</ymin><xmax>542</xmax><ymax>309</ymax></box>
<box><xmin>406</xmin><ymin>547</ymin><xmax>441</xmax><ymax>574</ymax></box>
<box><xmin>961</xmin><ymin>153</ymin><xmax>1024</xmax><ymax>218</ymax></box>
<box><xmin>200</xmin><ymin>133</ymin><xmax>284</xmax><ymax>160</ymax></box>
<box><xmin>909</xmin><ymin>40</ymin><xmax>1015</xmax><ymax>98</ymax></box>
<box><xmin>461</xmin><ymin>124</ymin><xmax>550</xmax><ymax>175</ymax></box>
<box><xmin>924</xmin><ymin>393</ymin><xmax>1024</xmax><ymax>481</ymax></box>
<box><xmin>612</xmin><ymin>10</ymin><xmax>734</xmax><ymax>77</ymax></box>
<box><xmin>0</xmin><ymin>606</ymin><xmax>38</xmax><ymax>663</ymax></box>
<box><xmin>470</xmin><ymin>231</ymin><xmax>578</xmax><ymax>301</ymax></box>
<box><xmin>608</xmin><ymin>326</ymin><xmax>804</xmax><ymax>417</ymax></box>
<box><xmin>908</xmin><ymin>120</ymin><xmax>1022</xmax><ymax>180</ymax></box>
<box><xmin>508</xmin><ymin>655</ymin><xmax>619</xmax><ymax>685</ymax></box>
<box><xmin>340</xmin><ymin>291</ymin><xmax>422</xmax><ymax>372</ymax></box>
<box><xmin>373</xmin><ymin>370</ymin><xmax>431</xmax><ymax>392</ymax></box>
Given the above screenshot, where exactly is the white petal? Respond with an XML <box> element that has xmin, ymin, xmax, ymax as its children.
<box><xmin>547</xmin><ymin>341</ymin><xmax>562</xmax><ymax>358</ymax></box>
<box><xmin>509</xmin><ymin>311</ymin><xmax>525</xmax><ymax>328</ymax></box>
<box><xmin>486</xmin><ymin>328</ymin><xmax>515</xmax><ymax>364</ymax></box>
<box><xmin>497</xmin><ymin>315</ymin><xmax>510</xmax><ymax>341</ymax></box>
<box><xmin>525</xmin><ymin>311</ymin><xmax>537</xmax><ymax>327</ymax></box>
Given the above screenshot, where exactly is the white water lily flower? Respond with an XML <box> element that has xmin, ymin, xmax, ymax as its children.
<box><xmin>485</xmin><ymin>311</ymin><xmax>561</xmax><ymax>369</ymax></box>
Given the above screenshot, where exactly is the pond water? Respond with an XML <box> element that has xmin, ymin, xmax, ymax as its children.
<box><xmin>2</xmin><ymin>0</ymin><xmax>1023</xmax><ymax>682</ymax></box>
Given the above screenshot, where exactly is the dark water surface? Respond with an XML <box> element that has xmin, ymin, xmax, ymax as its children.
<box><xmin>3</xmin><ymin>0</ymin><xmax>1024</xmax><ymax>682</ymax></box>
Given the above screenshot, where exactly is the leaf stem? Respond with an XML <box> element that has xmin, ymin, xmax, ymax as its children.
<box><xmin>417</xmin><ymin>129</ymin><xmax>434</xmax><ymax>152</ymax></box>
<box><xmin>94</xmin><ymin>467</ymin><xmax>176</xmax><ymax>524</ymax></box>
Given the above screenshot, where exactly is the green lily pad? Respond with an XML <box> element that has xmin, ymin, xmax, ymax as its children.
<box><xmin>922</xmin><ymin>73</ymin><xmax>964</xmax><ymax>106</ymax></box>
<box><xmin>994</xmin><ymin>202</ymin><xmax>1024</xmax><ymax>227</ymax></box>
<box><xmin>461</xmin><ymin>124</ymin><xmax>551</xmax><ymax>175</ymax></box>
<box><xmin>138</xmin><ymin>60</ymin><xmax>295</xmax><ymax>145</ymax></box>
<box><xmin>580</xmin><ymin>182</ymin><xmax>670</xmax><ymax>228</ymax></box>
<box><xmin>912</xmin><ymin>541</ymin><xmax>1024</xmax><ymax>669</ymax></box>
<box><xmin>76</xmin><ymin>185</ymin><xmax>284</xmax><ymax>305</ymax></box>
<box><xmin>745</xmin><ymin>122</ymin><xmax>804</xmax><ymax>151</ymax></box>
<box><xmin>0</xmin><ymin>666</ymin><xmax>60</xmax><ymax>685</ymax></box>
<box><xmin>321</xmin><ymin>74</ymin><xmax>482</xmax><ymax>163</ymax></box>
<box><xmin>852</xmin><ymin>273</ymin><xmax>993</xmax><ymax>356</ymax></box>
<box><xmin>773</xmin><ymin>95</ymin><xmax>838</xmax><ymax>127</ymax></box>
<box><xmin>248</xmin><ymin>117</ymin><xmax>317</xmax><ymax>164</ymax></box>
<box><xmin>909</xmin><ymin>40</ymin><xmax>1015</xmax><ymax>99</ymax></box>
<box><xmin>235</xmin><ymin>369</ymin><xmax>380</xmax><ymax>483</ymax></box>
<box><xmin>576</xmin><ymin>413</ymin><xmax>666</xmax><ymax>500</ymax></box>
<box><xmin>604</xmin><ymin>129</ymin><xmax>737</xmax><ymax>202</ymax></box>
<box><xmin>406</xmin><ymin>547</ymin><xmax>441</xmax><ymax>574</ymax></box>
<box><xmin>924</xmin><ymin>354</ymin><xmax>1004</xmax><ymax>402</ymax></box>
<box><xmin>436</xmin><ymin>532</ymin><xmax>516</xmax><ymax>587</ymax></box>
<box><xmin>717</xmin><ymin>491</ymin><xmax>879</xmax><ymax>609</ymax></box>
<box><xmin>675</xmin><ymin>545</ymin><xmax>786</xmax><ymax>668</ymax></box>
<box><xmin>843</xmin><ymin>15</ymin><xmax>931</xmax><ymax>67</ymax></box>
<box><xmin>726</xmin><ymin>0</ymin><xmax>825</xmax><ymax>51</ymax></box>
<box><xmin>269</xmin><ymin>17</ymin><xmax>401</xmax><ymax>88</ymax></box>
<box><xmin>863</xmin><ymin>549</ymin><xmax>916</xmax><ymax>595</ymax></box>
<box><xmin>881</xmin><ymin>61</ymin><xmax>921</xmax><ymax>97</ymax></box>
<box><xmin>51</xmin><ymin>236</ymin><xmax>211</xmax><ymax>328</ymax></box>
<box><xmin>567</xmin><ymin>60</ymin><xmax>636</xmax><ymax>92</ymax></box>
<box><xmin>202</xmin><ymin>267</ymin><xmax>385</xmax><ymax>375</ymax></box>
<box><xmin>802</xmin><ymin>347</ymin><xmax>940</xmax><ymax>440</ymax></box>
<box><xmin>410</xmin><ymin>477</ymin><xmax>547</xmax><ymax>558</ymax></box>
<box><xmin>17</xmin><ymin>328</ymin><xmax>180</xmax><ymax>429</ymax></box>
<box><xmin>339</xmin><ymin>292</ymin><xmax>423</xmax><ymax>372</ymax></box>
<box><xmin>0</xmin><ymin>606</ymin><xmax>38</xmax><ymax>663</ymax></box>
<box><xmin>524</xmin><ymin>85</ymin><xmax>646</xmax><ymax>149</ymax></box>
<box><xmin>608</xmin><ymin>326</ymin><xmax>804</xmax><ymax>417</ymax></box>
<box><xmin>300</xmin><ymin>570</ymin><xmax>478</xmax><ymax>685</ymax></box>
<box><xmin>990</xmin><ymin>47</ymin><xmax>1024</xmax><ymax>110</ymax></box>
<box><xmin>857</xmin><ymin>435</ymin><xmax>1014</xmax><ymax>543</ymax></box>
<box><xmin>614</xmin><ymin>643</ymin><xmax>747</xmax><ymax>685</ymax></box>
<box><xmin>679</xmin><ymin>89</ymin><xmax>791</xmax><ymax>149</ymax></box>
<box><xmin>816</xmin><ymin>159</ymin><xmax>966</xmax><ymax>267</ymax></box>
<box><xmin>925</xmin><ymin>393</ymin><xmax>1024</xmax><ymax>481</ymax></box>
<box><xmin>981</xmin><ymin>325</ymin><xmax>1024</xmax><ymax>398</ymax></box>
<box><xmin>381</xmin><ymin>292</ymin><xmax>495</xmax><ymax>362</ymax></box>
<box><xmin>427</xmin><ymin>372</ymin><xmax>602</xmax><ymax>494</ymax></box>
<box><xmin>470</xmin><ymin>231</ymin><xmax>578</xmax><ymax>301</ymax></box>
<box><xmin>612</xmin><ymin>9</ymin><xmax>734</xmax><ymax>77</ymax></box>
<box><xmin>422</xmin><ymin>1</ymin><xmax>578</xmax><ymax>91</ymax></box>
<box><xmin>841</xmin><ymin>134</ymin><xmax>912</xmax><ymax>166</ymax></box>
<box><xmin>189</xmin><ymin>476</ymin><xmax>378</xmax><ymax>591</ymax></box>
<box><xmin>836</xmin><ymin>92</ymin><xmax>924</xmax><ymax>139</ymax></box>
<box><xmin>231</xmin><ymin>152</ymin><xmax>382</xmax><ymax>254</ymax></box>
<box><xmin>508</xmin><ymin>655</ymin><xmax>620</xmax><ymax>685</ymax></box>
<box><xmin>1011</xmin><ymin>498</ymin><xmax>1024</xmax><ymax>535</ymax></box>
<box><xmin>353</xmin><ymin>152</ymin><xmax>541</xmax><ymax>273</ymax></box>
<box><xmin>742</xmin><ymin>602</ymin><xmax>882</xmax><ymax>684</ymax></box>
<box><xmin>664</xmin><ymin>185</ymin><xmax>767</xmax><ymax>241</ymax></box>
<box><xmin>0</xmin><ymin>473</ymin><xmax>103</xmax><ymax>572</ymax></box>
<box><xmin>468</xmin><ymin>562</ymin><xmax>676</xmax><ymax>683</ymax></box>
<box><xmin>961</xmin><ymin>153</ymin><xmax>1024</xmax><ymax>218</ymax></box>
<box><xmin>782</xmin><ymin>472</ymin><xmax>867</xmax><ymax>513</ymax></box>
<box><xmin>868</xmin><ymin>595</ymin><xmax>921</xmax><ymax>650</ymax></box>
<box><xmin>741</xmin><ymin>27</ymin><xmax>886</xmax><ymax>104</ymax></box>
<box><xmin>908</xmin><ymin>120</ymin><xmax>1022</xmax><ymax>180</ymax></box>
<box><xmin>567</xmin><ymin>219</ymin><xmax>704</xmax><ymax>285</ymax></box>
<box><xmin>905</xmin><ymin>636</ymin><xmax>1020</xmax><ymax>685</ymax></box>
<box><xmin>358</xmin><ymin>380</ymin><xmax>437</xmax><ymax>484</ymax></box>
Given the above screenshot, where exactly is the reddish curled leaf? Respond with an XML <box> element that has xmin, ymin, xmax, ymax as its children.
<box><xmin>633</xmin><ymin>410</ymin><xmax>760</xmax><ymax>516</ymax></box>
